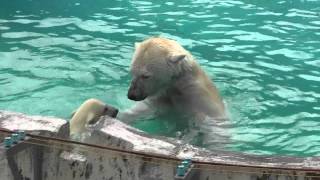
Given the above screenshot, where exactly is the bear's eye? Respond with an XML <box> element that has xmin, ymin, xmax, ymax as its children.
<box><xmin>141</xmin><ymin>74</ymin><xmax>151</xmax><ymax>79</ymax></box>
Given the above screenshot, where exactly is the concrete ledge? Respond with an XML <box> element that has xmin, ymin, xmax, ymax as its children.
<box><xmin>0</xmin><ymin>110</ymin><xmax>319</xmax><ymax>180</ymax></box>
<box><xmin>0</xmin><ymin>110</ymin><xmax>69</xmax><ymax>138</ymax></box>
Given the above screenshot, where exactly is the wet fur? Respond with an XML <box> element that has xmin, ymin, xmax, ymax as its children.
<box><xmin>70</xmin><ymin>99</ymin><xmax>108</xmax><ymax>136</ymax></box>
<box><xmin>118</xmin><ymin>37</ymin><xmax>227</xmax><ymax>123</ymax></box>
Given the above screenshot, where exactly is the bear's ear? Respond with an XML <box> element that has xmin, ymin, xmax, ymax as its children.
<box><xmin>168</xmin><ymin>54</ymin><xmax>186</xmax><ymax>64</ymax></box>
<box><xmin>134</xmin><ymin>42</ymin><xmax>141</xmax><ymax>49</ymax></box>
<box><xmin>70</xmin><ymin>109</ymin><xmax>77</xmax><ymax>118</ymax></box>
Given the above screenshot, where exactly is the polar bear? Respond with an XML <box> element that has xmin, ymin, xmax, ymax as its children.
<box><xmin>117</xmin><ymin>37</ymin><xmax>227</xmax><ymax>124</ymax></box>
<box><xmin>69</xmin><ymin>98</ymin><xmax>118</xmax><ymax>138</ymax></box>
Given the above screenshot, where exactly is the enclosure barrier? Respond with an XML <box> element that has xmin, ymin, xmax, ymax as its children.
<box><xmin>0</xmin><ymin>110</ymin><xmax>319</xmax><ymax>180</ymax></box>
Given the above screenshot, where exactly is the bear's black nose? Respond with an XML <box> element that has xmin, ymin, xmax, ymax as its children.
<box><xmin>128</xmin><ymin>91</ymin><xmax>147</xmax><ymax>101</ymax></box>
<box><xmin>128</xmin><ymin>92</ymin><xmax>137</xmax><ymax>101</ymax></box>
<box><xmin>104</xmin><ymin>106</ymin><xmax>119</xmax><ymax>118</ymax></box>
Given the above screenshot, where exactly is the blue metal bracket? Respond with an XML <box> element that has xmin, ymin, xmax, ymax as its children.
<box><xmin>175</xmin><ymin>159</ymin><xmax>200</xmax><ymax>180</ymax></box>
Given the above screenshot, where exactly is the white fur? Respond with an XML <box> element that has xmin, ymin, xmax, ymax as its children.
<box><xmin>118</xmin><ymin>37</ymin><xmax>227</xmax><ymax>123</ymax></box>
<box><xmin>69</xmin><ymin>98</ymin><xmax>106</xmax><ymax>137</ymax></box>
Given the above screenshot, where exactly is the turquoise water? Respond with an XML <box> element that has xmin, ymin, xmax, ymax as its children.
<box><xmin>0</xmin><ymin>0</ymin><xmax>319</xmax><ymax>156</ymax></box>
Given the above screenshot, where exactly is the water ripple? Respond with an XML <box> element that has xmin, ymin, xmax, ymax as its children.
<box><xmin>35</xmin><ymin>17</ymin><xmax>80</xmax><ymax>28</ymax></box>
<box><xmin>286</xmin><ymin>8</ymin><xmax>319</xmax><ymax>18</ymax></box>
<box><xmin>2</xmin><ymin>31</ymin><xmax>44</xmax><ymax>39</ymax></box>
<box><xmin>266</xmin><ymin>48</ymin><xmax>314</xmax><ymax>60</ymax></box>
<box><xmin>233</xmin><ymin>32</ymin><xmax>281</xmax><ymax>41</ymax></box>
<box><xmin>275</xmin><ymin>21</ymin><xmax>320</xmax><ymax>30</ymax></box>
<box><xmin>298</xmin><ymin>74</ymin><xmax>320</xmax><ymax>82</ymax></box>
<box><xmin>254</xmin><ymin>60</ymin><xmax>296</xmax><ymax>72</ymax></box>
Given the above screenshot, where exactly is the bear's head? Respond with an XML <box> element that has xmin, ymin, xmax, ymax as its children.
<box><xmin>127</xmin><ymin>37</ymin><xmax>193</xmax><ymax>101</ymax></box>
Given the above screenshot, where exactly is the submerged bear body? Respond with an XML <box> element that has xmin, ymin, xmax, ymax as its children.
<box><xmin>118</xmin><ymin>37</ymin><xmax>227</xmax><ymax>123</ymax></box>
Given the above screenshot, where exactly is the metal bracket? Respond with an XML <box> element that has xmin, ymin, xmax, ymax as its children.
<box><xmin>175</xmin><ymin>164</ymin><xmax>200</xmax><ymax>180</ymax></box>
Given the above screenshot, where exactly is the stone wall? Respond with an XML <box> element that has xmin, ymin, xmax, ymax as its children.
<box><xmin>0</xmin><ymin>110</ymin><xmax>319</xmax><ymax>180</ymax></box>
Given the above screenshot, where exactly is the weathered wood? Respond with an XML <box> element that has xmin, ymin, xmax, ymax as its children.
<box><xmin>0</xmin><ymin>110</ymin><xmax>319</xmax><ymax>180</ymax></box>
<box><xmin>1</xmin><ymin>138</ymin><xmax>43</xmax><ymax>180</ymax></box>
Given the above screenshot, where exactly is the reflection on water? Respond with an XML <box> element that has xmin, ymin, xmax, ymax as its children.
<box><xmin>0</xmin><ymin>0</ymin><xmax>319</xmax><ymax>156</ymax></box>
